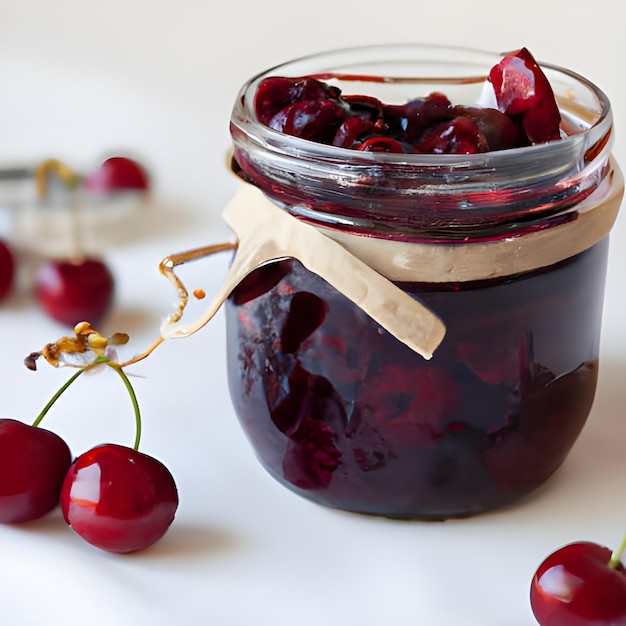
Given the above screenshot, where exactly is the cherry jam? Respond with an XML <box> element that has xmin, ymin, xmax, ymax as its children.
<box><xmin>226</xmin><ymin>238</ymin><xmax>606</xmax><ymax>519</ymax></box>
<box><xmin>226</xmin><ymin>45</ymin><xmax>620</xmax><ymax>518</ymax></box>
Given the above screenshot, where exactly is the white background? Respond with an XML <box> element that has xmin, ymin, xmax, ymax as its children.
<box><xmin>1</xmin><ymin>1</ymin><xmax>626</xmax><ymax>625</ymax></box>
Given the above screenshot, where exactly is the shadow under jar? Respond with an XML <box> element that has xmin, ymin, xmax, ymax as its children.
<box><xmin>226</xmin><ymin>44</ymin><xmax>622</xmax><ymax>519</ymax></box>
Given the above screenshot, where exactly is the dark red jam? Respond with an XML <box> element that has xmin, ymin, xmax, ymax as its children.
<box><xmin>226</xmin><ymin>44</ymin><xmax>617</xmax><ymax>518</ymax></box>
<box><xmin>226</xmin><ymin>239</ymin><xmax>607</xmax><ymax>519</ymax></box>
<box><xmin>253</xmin><ymin>47</ymin><xmax>562</xmax><ymax>154</ymax></box>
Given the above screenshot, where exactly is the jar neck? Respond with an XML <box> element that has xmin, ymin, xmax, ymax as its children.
<box><xmin>229</xmin><ymin>159</ymin><xmax>623</xmax><ymax>283</ymax></box>
<box><xmin>230</xmin><ymin>143</ymin><xmax>612</xmax><ymax>244</ymax></box>
<box><xmin>230</xmin><ymin>44</ymin><xmax>614</xmax><ymax>243</ymax></box>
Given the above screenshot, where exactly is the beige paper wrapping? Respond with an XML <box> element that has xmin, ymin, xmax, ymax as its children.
<box><xmin>160</xmin><ymin>158</ymin><xmax>622</xmax><ymax>361</ymax></box>
<box><xmin>161</xmin><ymin>183</ymin><xmax>447</xmax><ymax>360</ymax></box>
<box><xmin>318</xmin><ymin>159</ymin><xmax>624</xmax><ymax>283</ymax></box>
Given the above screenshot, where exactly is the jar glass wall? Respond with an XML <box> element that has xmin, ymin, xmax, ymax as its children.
<box><xmin>226</xmin><ymin>45</ymin><xmax>621</xmax><ymax>519</ymax></box>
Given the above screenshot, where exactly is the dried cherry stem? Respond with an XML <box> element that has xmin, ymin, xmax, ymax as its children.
<box><xmin>116</xmin><ymin>240</ymin><xmax>237</xmax><ymax>369</ymax></box>
<box><xmin>609</xmin><ymin>533</ymin><xmax>626</xmax><ymax>569</ymax></box>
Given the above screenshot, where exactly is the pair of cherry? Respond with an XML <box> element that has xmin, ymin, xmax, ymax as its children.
<box><xmin>0</xmin><ymin>324</ymin><xmax>177</xmax><ymax>554</ymax></box>
<box><xmin>0</xmin><ymin>156</ymin><xmax>149</xmax><ymax>327</ymax></box>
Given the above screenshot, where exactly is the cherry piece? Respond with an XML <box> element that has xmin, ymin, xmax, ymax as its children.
<box><xmin>84</xmin><ymin>156</ymin><xmax>149</xmax><ymax>195</ymax></box>
<box><xmin>416</xmin><ymin>117</ymin><xmax>489</xmax><ymax>154</ymax></box>
<box><xmin>488</xmin><ymin>47</ymin><xmax>561</xmax><ymax>144</ymax></box>
<box><xmin>358</xmin><ymin>137</ymin><xmax>406</xmax><ymax>153</ymax></box>
<box><xmin>531</xmin><ymin>541</ymin><xmax>626</xmax><ymax>626</ymax></box>
<box><xmin>280</xmin><ymin>291</ymin><xmax>327</xmax><ymax>353</ymax></box>
<box><xmin>268</xmin><ymin>99</ymin><xmax>345</xmax><ymax>143</ymax></box>
<box><xmin>282</xmin><ymin>416</ymin><xmax>342</xmax><ymax>489</ymax></box>
<box><xmin>266</xmin><ymin>363</ymin><xmax>345</xmax><ymax>489</ymax></box>
<box><xmin>453</xmin><ymin>106</ymin><xmax>522</xmax><ymax>151</ymax></box>
<box><xmin>253</xmin><ymin>48</ymin><xmax>563</xmax><ymax>155</ymax></box>
<box><xmin>332</xmin><ymin>116</ymin><xmax>375</xmax><ymax>148</ymax></box>
<box><xmin>0</xmin><ymin>419</ymin><xmax>71</xmax><ymax>523</ymax></box>
<box><xmin>341</xmin><ymin>94</ymin><xmax>385</xmax><ymax>121</ymax></box>
<box><xmin>232</xmin><ymin>260</ymin><xmax>293</xmax><ymax>305</ymax></box>
<box><xmin>60</xmin><ymin>443</ymin><xmax>178</xmax><ymax>554</ymax></box>
<box><xmin>253</xmin><ymin>76</ymin><xmax>341</xmax><ymax>125</ymax></box>
<box><xmin>383</xmin><ymin>92</ymin><xmax>453</xmax><ymax>143</ymax></box>
<box><xmin>0</xmin><ymin>239</ymin><xmax>15</xmax><ymax>303</ymax></box>
<box><xmin>36</xmin><ymin>257</ymin><xmax>114</xmax><ymax>327</ymax></box>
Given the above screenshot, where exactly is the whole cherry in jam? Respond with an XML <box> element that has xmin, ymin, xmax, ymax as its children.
<box><xmin>60</xmin><ymin>443</ymin><xmax>178</xmax><ymax>554</ymax></box>
<box><xmin>0</xmin><ymin>418</ymin><xmax>71</xmax><ymax>523</ymax></box>
<box><xmin>531</xmin><ymin>537</ymin><xmax>626</xmax><ymax>625</ymax></box>
<box><xmin>36</xmin><ymin>257</ymin><xmax>114</xmax><ymax>327</ymax></box>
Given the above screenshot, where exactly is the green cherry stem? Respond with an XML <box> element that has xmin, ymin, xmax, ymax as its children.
<box><xmin>609</xmin><ymin>533</ymin><xmax>626</xmax><ymax>569</ymax></box>
<box><xmin>31</xmin><ymin>368</ymin><xmax>85</xmax><ymax>428</ymax></box>
<box><xmin>31</xmin><ymin>357</ymin><xmax>142</xmax><ymax>452</ymax></box>
<box><xmin>101</xmin><ymin>359</ymin><xmax>142</xmax><ymax>451</ymax></box>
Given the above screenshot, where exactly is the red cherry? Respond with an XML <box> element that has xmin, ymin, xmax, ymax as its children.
<box><xmin>60</xmin><ymin>443</ymin><xmax>178</xmax><ymax>554</ymax></box>
<box><xmin>268</xmin><ymin>99</ymin><xmax>345</xmax><ymax>143</ymax></box>
<box><xmin>453</xmin><ymin>106</ymin><xmax>523</xmax><ymax>151</ymax></box>
<box><xmin>488</xmin><ymin>47</ymin><xmax>561</xmax><ymax>144</ymax></box>
<box><xmin>253</xmin><ymin>76</ymin><xmax>341</xmax><ymax>125</ymax></box>
<box><xmin>332</xmin><ymin>116</ymin><xmax>375</xmax><ymax>149</ymax></box>
<box><xmin>0</xmin><ymin>239</ymin><xmax>14</xmax><ymax>303</ymax></box>
<box><xmin>416</xmin><ymin>116</ymin><xmax>489</xmax><ymax>154</ymax></box>
<box><xmin>83</xmin><ymin>156</ymin><xmax>149</xmax><ymax>194</ymax></box>
<box><xmin>0</xmin><ymin>419</ymin><xmax>72</xmax><ymax>523</ymax></box>
<box><xmin>36</xmin><ymin>257</ymin><xmax>114</xmax><ymax>327</ymax></box>
<box><xmin>531</xmin><ymin>541</ymin><xmax>626</xmax><ymax>625</ymax></box>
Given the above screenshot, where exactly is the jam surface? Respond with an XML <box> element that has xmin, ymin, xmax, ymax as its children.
<box><xmin>226</xmin><ymin>239</ymin><xmax>608</xmax><ymax>519</ymax></box>
<box><xmin>253</xmin><ymin>47</ymin><xmax>562</xmax><ymax>154</ymax></box>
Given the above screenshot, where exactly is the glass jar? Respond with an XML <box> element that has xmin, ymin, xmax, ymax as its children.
<box><xmin>225</xmin><ymin>44</ymin><xmax>622</xmax><ymax>519</ymax></box>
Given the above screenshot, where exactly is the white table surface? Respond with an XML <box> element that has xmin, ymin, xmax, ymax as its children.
<box><xmin>1</xmin><ymin>1</ymin><xmax>626</xmax><ymax>624</ymax></box>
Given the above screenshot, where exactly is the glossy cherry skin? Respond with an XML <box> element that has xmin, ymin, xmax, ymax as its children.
<box><xmin>531</xmin><ymin>541</ymin><xmax>626</xmax><ymax>626</ymax></box>
<box><xmin>60</xmin><ymin>444</ymin><xmax>178</xmax><ymax>553</ymax></box>
<box><xmin>488</xmin><ymin>47</ymin><xmax>561</xmax><ymax>145</ymax></box>
<box><xmin>0</xmin><ymin>419</ymin><xmax>72</xmax><ymax>523</ymax></box>
<box><xmin>84</xmin><ymin>156</ymin><xmax>149</xmax><ymax>194</ymax></box>
<box><xmin>0</xmin><ymin>239</ymin><xmax>14</xmax><ymax>303</ymax></box>
<box><xmin>253</xmin><ymin>76</ymin><xmax>341</xmax><ymax>126</ymax></box>
<box><xmin>36</xmin><ymin>257</ymin><xmax>114</xmax><ymax>327</ymax></box>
